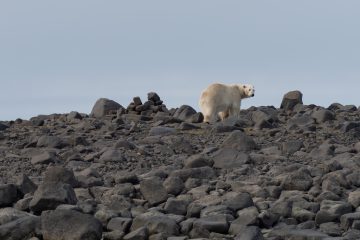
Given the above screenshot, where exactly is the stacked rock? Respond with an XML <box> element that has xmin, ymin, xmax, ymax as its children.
<box><xmin>126</xmin><ymin>92</ymin><xmax>168</xmax><ymax>116</ymax></box>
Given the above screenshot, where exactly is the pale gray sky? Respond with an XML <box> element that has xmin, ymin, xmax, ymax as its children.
<box><xmin>1</xmin><ymin>1</ymin><xmax>360</xmax><ymax>120</ymax></box>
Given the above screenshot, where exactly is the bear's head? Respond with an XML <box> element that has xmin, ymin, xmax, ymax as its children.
<box><xmin>238</xmin><ymin>84</ymin><xmax>255</xmax><ymax>98</ymax></box>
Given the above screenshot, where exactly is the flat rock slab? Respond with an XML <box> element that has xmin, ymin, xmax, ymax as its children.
<box><xmin>212</xmin><ymin>148</ymin><xmax>250</xmax><ymax>169</ymax></box>
<box><xmin>41</xmin><ymin>209</ymin><xmax>102</xmax><ymax>240</ymax></box>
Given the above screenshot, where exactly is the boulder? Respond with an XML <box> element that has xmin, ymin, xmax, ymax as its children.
<box><xmin>280</xmin><ymin>90</ymin><xmax>303</xmax><ymax>111</ymax></box>
<box><xmin>140</xmin><ymin>177</ymin><xmax>168</xmax><ymax>206</ymax></box>
<box><xmin>90</xmin><ymin>98</ymin><xmax>123</xmax><ymax>118</ymax></box>
<box><xmin>29</xmin><ymin>182</ymin><xmax>77</xmax><ymax>213</ymax></box>
<box><xmin>173</xmin><ymin>105</ymin><xmax>197</xmax><ymax>122</ymax></box>
<box><xmin>16</xmin><ymin>174</ymin><xmax>37</xmax><ymax>195</ymax></box>
<box><xmin>221</xmin><ymin>130</ymin><xmax>258</xmax><ymax>152</ymax></box>
<box><xmin>0</xmin><ymin>215</ymin><xmax>40</xmax><ymax>240</ymax></box>
<box><xmin>44</xmin><ymin>166</ymin><xmax>78</xmax><ymax>187</ymax></box>
<box><xmin>212</xmin><ymin>148</ymin><xmax>250</xmax><ymax>169</ymax></box>
<box><xmin>41</xmin><ymin>209</ymin><xmax>102</xmax><ymax>240</ymax></box>
<box><xmin>0</xmin><ymin>184</ymin><xmax>19</xmax><ymax>207</ymax></box>
<box><xmin>31</xmin><ymin>151</ymin><xmax>58</xmax><ymax>165</ymax></box>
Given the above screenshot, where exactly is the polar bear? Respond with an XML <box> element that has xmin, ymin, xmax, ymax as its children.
<box><xmin>199</xmin><ymin>83</ymin><xmax>255</xmax><ymax>123</ymax></box>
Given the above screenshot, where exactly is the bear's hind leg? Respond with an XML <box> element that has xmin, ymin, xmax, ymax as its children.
<box><xmin>230</xmin><ymin>106</ymin><xmax>240</xmax><ymax>119</ymax></box>
<box><xmin>219</xmin><ymin>109</ymin><xmax>230</xmax><ymax>121</ymax></box>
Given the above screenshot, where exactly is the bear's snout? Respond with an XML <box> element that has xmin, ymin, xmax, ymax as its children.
<box><xmin>251</xmin><ymin>93</ymin><xmax>255</xmax><ymax>97</ymax></box>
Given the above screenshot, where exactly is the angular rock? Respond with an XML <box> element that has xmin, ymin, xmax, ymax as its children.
<box><xmin>90</xmin><ymin>98</ymin><xmax>123</xmax><ymax>118</ymax></box>
<box><xmin>315</xmin><ymin>200</ymin><xmax>352</xmax><ymax>225</ymax></box>
<box><xmin>319</xmin><ymin>222</ymin><xmax>342</xmax><ymax>237</ymax></box>
<box><xmin>0</xmin><ymin>215</ymin><xmax>40</xmax><ymax>240</ymax></box>
<box><xmin>184</xmin><ymin>154</ymin><xmax>213</xmax><ymax>168</ymax></box>
<box><xmin>44</xmin><ymin>166</ymin><xmax>78</xmax><ymax>187</ymax></box>
<box><xmin>164</xmin><ymin>198</ymin><xmax>189</xmax><ymax>215</ymax></box>
<box><xmin>16</xmin><ymin>174</ymin><xmax>37</xmax><ymax>195</ymax></box>
<box><xmin>222</xmin><ymin>192</ymin><xmax>254</xmax><ymax>212</ymax></box>
<box><xmin>149</xmin><ymin>126</ymin><xmax>176</xmax><ymax>136</ymax></box>
<box><xmin>163</xmin><ymin>176</ymin><xmax>184</xmax><ymax>196</ymax></box>
<box><xmin>41</xmin><ymin>209</ymin><xmax>102</xmax><ymax>240</ymax></box>
<box><xmin>31</xmin><ymin>151</ymin><xmax>58</xmax><ymax>165</ymax></box>
<box><xmin>0</xmin><ymin>122</ymin><xmax>9</xmax><ymax>131</ymax></box>
<box><xmin>349</xmin><ymin>190</ymin><xmax>360</xmax><ymax>208</ymax></box>
<box><xmin>37</xmin><ymin>135</ymin><xmax>67</xmax><ymax>148</ymax></box>
<box><xmin>29</xmin><ymin>182</ymin><xmax>77</xmax><ymax>213</ymax></box>
<box><xmin>292</xmin><ymin>206</ymin><xmax>316</xmax><ymax>222</ymax></box>
<box><xmin>282</xmin><ymin>168</ymin><xmax>313</xmax><ymax>191</ymax></box>
<box><xmin>234</xmin><ymin>226</ymin><xmax>264</xmax><ymax>240</ymax></box>
<box><xmin>99</xmin><ymin>149</ymin><xmax>126</xmax><ymax>163</ymax></box>
<box><xmin>269</xmin><ymin>228</ymin><xmax>329</xmax><ymax>239</ymax></box>
<box><xmin>280</xmin><ymin>90</ymin><xmax>303</xmax><ymax>111</ymax></box>
<box><xmin>212</xmin><ymin>148</ymin><xmax>250</xmax><ymax>169</ymax></box>
<box><xmin>67</xmin><ymin>111</ymin><xmax>83</xmax><ymax>121</ymax></box>
<box><xmin>124</xmin><ymin>227</ymin><xmax>148</xmax><ymax>240</ymax></box>
<box><xmin>258</xmin><ymin>210</ymin><xmax>279</xmax><ymax>228</ymax></box>
<box><xmin>0</xmin><ymin>208</ymin><xmax>34</xmax><ymax>225</ymax></box>
<box><xmin>107</xmin><ymin>217</ymin><xmax>132</xmax><ymax>232</ymax></box>
<box><xmin>282</xmin><ymin>140</ymin><xmax>304</xmax><ymax>155</ymax></box>
<box><xmin>140</xmin><ymin>177</ymin><xmax>168</xmax><ymax>206</ymax></box>
<box><xmin>340</xmin><ymin>212</ymin><xmax>360</xmax><ymax>230</ymax></box>
<box><xmin>221</xmin><ymin>130</ymin><xmax>258</xmax><ymax>152</ymax></box>
<box><xmin>147</xmin><ymin>92</ymin><xmax>161</xmax><ymax>103</ymax></box>
<box><xmin>169</xmin><ymin>167</ymin><xmax>216</xmax><ymax>181</ymax></box>
<box><xmin>229</xmin><ymin>207</ymin><xmax>259</xmax><ymax>234</ymax></box>
<box><xmin>193</xmin><ymin>215</ymin><xmax>229</xmax><ymax>234</ymax></box>
<box><xmin>131</xmin><ymin>213</ymin><xmax>179</xmax><ymax>236</ymax></box>
<box><xmin>312</xmin><ymin>109</ymin><xmax>335</xmax><ymax>123</ymax></box>
<box><xmin>0</xmin><ymin>184</ymin><xmax>19</xmax><ymax>207</ymax></box>
<box><xmin>173</xmin><ymin>105</ymin><xmax>197</xmax><ymax>122</ymax></box>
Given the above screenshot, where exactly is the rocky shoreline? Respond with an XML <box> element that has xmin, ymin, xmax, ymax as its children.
<box><xmin>1</xmin><ymin>91</ymin><xmax>360</xmax><ymax>240</ymax></box>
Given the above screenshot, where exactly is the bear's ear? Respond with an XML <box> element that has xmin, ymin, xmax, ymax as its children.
<box><xmin>243</xmin><ymin>85</ymin><xmax>246</xmax><ymax>89</ymax></box>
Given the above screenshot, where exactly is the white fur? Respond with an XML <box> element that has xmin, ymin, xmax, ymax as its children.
<box><xmin>199</xmin><ymin>83</ymin><xmax>255</xmax><ymax>123</ymax></box>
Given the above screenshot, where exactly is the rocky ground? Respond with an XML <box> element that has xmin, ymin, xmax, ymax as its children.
<box><xmin>1</xmin><ymin>91</ymin><xmax>360</xmax><ymax>240</ymax></box>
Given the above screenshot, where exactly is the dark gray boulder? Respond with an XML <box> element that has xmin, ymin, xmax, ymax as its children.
<box><xmin>90</xmin><ymin>98</ymin><xmax>123</xmax><ymax>118</ymax></box>
<box><xmin>131</xmin><ymin>212</ymin><xmax>179</xmax><ymax>236</ymax></box>
<box><xmin>281</xmin><ymin>168</ymin><xmax>313</xmax><ymax>191</ymax></box>
<box><xmin>29</xmin><ymin>182</ymin><xmax>78</xmax><ymax>213</ymax></box>
<box><xmin>163</xmin><ymin>176</ymin><xmax>184</xmax><ymax>196</ymax></box>
<box><xmin>41</xmin><ymin>209</ymin><xmax>102</xmax><ymax>240</ymax></box>
<box><xmin>212</xmin><ymin>148</ymin><xmax>250</xmax><ymax>169</ymax></box>
<box><xmin>0</xmin><ymin>215</ymin><xmax>40</xmax><ymax>240</ymax></box>
<box><xmin>234</xmin><ymin>226</ymin><xmax>264</xmax><ymax>240</ymax></box>
<box><xmin>36</xmin><ymin>135</ymin><xmax>67</xmax><ymax>148</ymax></box>
<box><xmin>193</xmin><ymin>215</ymin><xmax>229</xmax><ymax>234</ymax></box>
<box><xmin>315</xmin><ymin>200</ymin><xmax>352</xmax><ymax>225</ymax></box>
<box><xmin>184</xmin><ymin>154</ymin><xmax>213</xmax><ymax>168</ymax></box>
<box><xmin>282</xmin><ymin>140</ymin><xmax>304</xmax><ymax>155</ymax></box>
<box><xmin>280</xmin><ymin>90</ymin><xmax>303</xmax><ymax>111</ymax></box>
<box><xmin>149</xmin><ymin>126</ymin><xmax>176</xmax><ymax>136</ymax></box>
<box><xmin>0</xmin><ymin>184</ymin><xmax>19</xmax><ymax>207</ymax></box>
<box><xmin>340</xmin><ymin>212</ymin><xmax>360</xmax><ymax>230</ymax></box>
<box><xmin>0</xmin><ymin>122</ymin><xmax>9</xmax><ymax>131</ymax></box>
<box><xmin>222</xmin><ymin>192</ymin><xmax>254</xmax><ymax>212</ymax></box>
<box><xmin>31</xmin><ymin>151</ymin><xmax>58</xmax><ymax>165</ymax></box>
<box><xmin>221</xmin><ymin>130</ymin><xmax>258</xmax><ymax>152</ymax></box>
<box><xmin>98</xmin><ymin>149</ymin><xmax>126</xmax><ymax>163</ymax></box>
<box><xmin>107</xmin><ymin>217</ymin><xmax>132</xmax><ymax>232</ymax></box>
<box><xmin>44</xmin><ymin>166</ymin><xmax>78</xmax><ymax>187</ymax></box>
<box><xmin>312</xmin><ymin>109</ymin><xmax>335</xmax><ymax>123</ymax></box>
<box><xmin>164</xmin><ymin>198</ymin><xmax>189</xmax><ymax>215</ymax></box>
<box><xmin>124</xmin><ymin>227</ymin><xmax>148</xmax><ymax>240</ymax></box>
<box><xmin>140</xmin><ymin>177</ymin><xmax>168</xmax><ymax>206</ymax></box>
<box><xmin>16</xmin><ymin>174</ymin><xmax>37</xmax><ymax>195</ymax></box>
<box><xmin>173</xmin><ymin>105</ymin><xmax>197</xmax><ymax>122</ymax></box>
